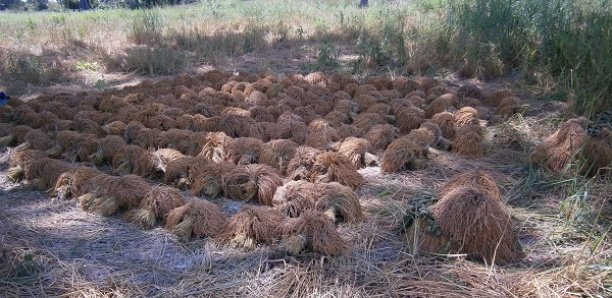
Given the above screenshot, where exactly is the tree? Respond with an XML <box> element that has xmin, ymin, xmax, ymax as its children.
<box><xmin>0</xmin><ymin>0</ymin><xmax>21</xmax><ymax>10</ymax></box>
<box><xmin>79</xmin><ymin>0</ymin><xmax>90</xmax><ymax>9</ymax></box>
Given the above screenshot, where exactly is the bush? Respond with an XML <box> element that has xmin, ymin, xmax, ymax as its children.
<box><xmin>124</xmin><ymin>46</ymin><xmax>187</xmax><ymax>75</ymax></box>
<box><xmin>0</xmin><ymin>49</ymin><xmax>64</xmax><ymax>94</ymax></box>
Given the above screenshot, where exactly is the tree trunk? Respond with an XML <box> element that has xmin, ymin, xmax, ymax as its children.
<box><xmin>79</xmin><ymin>0</ymin><xmax>90</xmax><ymax>10</ymax></box>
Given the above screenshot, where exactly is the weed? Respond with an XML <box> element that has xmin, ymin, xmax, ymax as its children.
<box><xmin>129</xmin><ymin>9</ymin><xmax>163</xmax><ymax>45</ymax></box>
<box><xmin>124</xmin><ymin>46</ymin><xmax>187</xmax><ymax>76</ymax></box>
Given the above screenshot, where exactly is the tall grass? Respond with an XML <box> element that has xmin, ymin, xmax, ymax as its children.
<box><xmin>0</xmin><ymin>0</ymin><xmax>609</xmax><ymax>118</ymax></box>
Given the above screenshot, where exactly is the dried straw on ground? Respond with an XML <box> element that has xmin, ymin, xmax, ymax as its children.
<box><xmin>165</xmin><ymin>199</ymin><xmax>228</xmax><ymax>241</ymax></box>
<box><xmin>124</xmin><ymin>186</ymin><xmax>186</xmax><ymax>229</ymax></box>
<box><xmin>189</xmin><ymin>159</ymin><xmax>235</xmax><ymax>199</ymax></box>
<box><xmin>220</xmin><ymin>205</ymin><xmax>286</xmax><ymax>248</ymax></box>
<box><xmin>223</xmin><ymin>164</ymin><xmax>283</xmax><ymax>205</ymax></box>
<box><xmin>280</xmin><ymin>210</ymin><xmax>346</xmax><ymax>256</ymax></box>
<box><xmin>309</xmin><ymin>152</ymin><xmax>364</xmax><ymax>189</ymax></box>
<box><xmin>530</xmin><ymin>118</ymin><xmax>588</xmax><ymax>172</ymax></box>
<box><xmin>381</xmin><ymin>136</ymin><xmax>427</xmax><ymax>173</ymax></box>
<box><xmin>286</xmin><ymin>146</ymin><xmax>323</xmax><ymax>181</ymax></box>
<box><xmin>337</xmin><ymin>137</ymin><xmax>372</xmax><ymax>169</ymax></box>
<box><xmin>259</xmin><ymin>139</ymin><xmax>299</xmax><ymax>175</ymax></box>
<box><xmin>452</xmin><ymin>125</ymin><xmax>484</xmax><ymax>158</ymax></box>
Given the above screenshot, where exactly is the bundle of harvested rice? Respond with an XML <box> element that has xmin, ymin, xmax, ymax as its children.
<box><xmin>280</xmin><ymin>210</ymin><xmax>346</xmax><ymax>256</ymax></box>
<box><xmin>337</xmin><ymin>137</ymin><xmax>373</xmax><ymax>169</ymax></box>
<box><xmin>454</xmin><ymin>107</ymin><xmax>480</xmax><ymax>128</ymax></box>
<box><xmin>197</xmin><ymin>132</ymin><xmax>232</xmax><ymax>163</ymax></box>
<box><xmin>365</xmin><ymin>124</ymin><xmax>399</xmax><ymax>152</ymax></box>
<box><xmin>396</xmin><ymin>107</ymin><xmax>425</xmax><ymax>134</ymax></box>
<box><xmin>304</xmin><ymin>119</ymin><xmax>338</xmax><ymax>150</ymax></box>
<box><xmin>457</xmin><ymin>83</ymin><xmax>484</xmax><ymax>100</ymax></box>
<box><xmin>223</xmin><ymin>164</ymin><xmax>283</xmax><ymax>205</ymax></box>
<box><xmin>259</xmin><ymin>139</ymin><xmax>299</xmax><ymax>175</ymax></box>
<box><xmin>404</xmin><ymin>172</ymin><xmax>522</xmax><ymax>265</ymax></box>
<box><xmin>352</xmin><ymin>113</ymin><xmax>387</xmax><ymax>135</ymax></box>
<box><xmin>286</xmin><ymin>146</ymin><xmax>323</xmax><ymax>181</ymax></box>
<box><xmin>22</xmin><ymin>129</ymin><xmax>53</xmax><ymax>151</ymax></box>
<box><xmin>188</xmin><ymin>159</ymin><xmax>235</xmax><ymax>199</ymax></box>
<box><xmin>309</xmin><ymin>152</ymin><xmax>364</xmax><ymax>189</ymax></box>
<box><xmin>102</xmin><ymin>120</ymin><xmax>127</xmax><ymax>136</ymax></box>
<box><xmin>314</xmin><ymin>182</ymin><xmax>364</xmax><ymax>224</ymax></box>
<box><xmin>484</xmin><ymin>89</ymin><xmax>512</xmax><ymax>106</ymax></box>
<box><xmin>228</xmin><ymin>137</ymin><xmax>263</xmax><ymax>165</ymax></box>
<box><xmin>531</xmin><ymin>117</ymin><xmax>611</xmax><ymax>175</ymax></box>
<box><xmin>79</xmin><ymin>174</ymin><xmax>151</xmax><ymax>216</ymax></box>
<box><xmin>112</xmin><ymin>145</ymin><xmax>157</xmax><ymax>177</ymax></box>
<box><xmin>89</xmin><ymin>135</ymin><xmax>127</xmax><ymax>165</ymax></box>
<box><xmin>165</xmin><ymin>199</ymin><xmax>228</xmax><ymax>241</ymax></box>
<box><xmin>381</xmin><ymin>136</ymin><xmax>428</xmax><ymax>173</ymax></box>
<box><xmin>22</xmin><ymin>158</ymin><xmax>73</xmax><ymax>190</ymax></box>
<box><xmin>152</xmin><ymin>148</ymin><xmax>185</xmax><ymax>173</ymax></box>
<box><xmin>496</xmin><ymin>96</ymin><xmax>522</xmax><ymax>117</ymax></box>
<box><xmin>431</xmin><ymin>112</ymin><xmax>456</xmax><ymax>139</ymax></box>
<box><xmin>163</xmin><ymin>156</ymin><xmax>195</xmax><ymax>188</ymax></box>
<box><xmin>432</xmin><ymin>187</ymin><xmax>520</xmax><ymax>264</ymax></box>
<box><xmin>53</xmin><ymin>166</ymin><xmax>103</xmax><ymax>200</ymax></box>
<box><xmin>272</xmin><ymin>180</ymin><xmax>319</xmax><ymax>218</ymax></box>
<box><xmin>220</xmin><ymin>205</ymin><xmax>286</xmax><ymax>248</ymax></box>
<box><xmin>124</xmin><ymin>186</ymin><xmax>186</xmax><ymax>229</ymax></box>
<box><xmin>451</xmin><ymin>125</ymin><xmax>484</xmax><ymax>158</ymax></box>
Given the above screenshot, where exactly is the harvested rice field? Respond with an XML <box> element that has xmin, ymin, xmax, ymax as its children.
<box><xmin>0</xmin><ymin>70</ymin><xmax>610</xmax><ymax>297</ymax></box>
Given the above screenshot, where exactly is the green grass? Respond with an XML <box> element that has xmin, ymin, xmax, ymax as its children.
<box><xmin>0</xmin><ymin>0</ymin><xmax>609</xmax><ymax>119</ymax></box>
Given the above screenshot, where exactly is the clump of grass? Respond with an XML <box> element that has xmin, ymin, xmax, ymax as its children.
<box><xmin>0</xmin><ymin>49</ymin><xmax>64</xmax><ymax>95</ymax></box>
<box><xmin>123</xmin><ymin>46</ymin><xmax>187</xmax><ymax>75</ymax></box>
<box><xmin>129</xmin><ymin>9</ymin><xmax>163</xmax><ymax>45</ymax></box>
